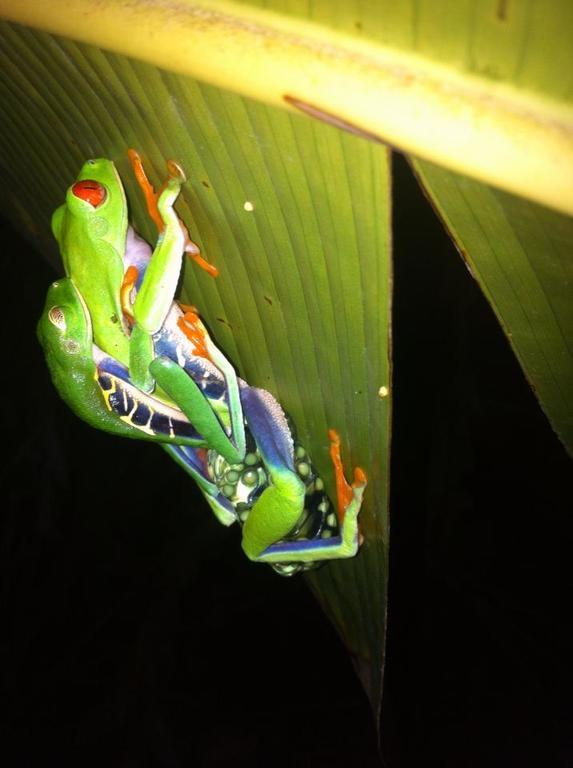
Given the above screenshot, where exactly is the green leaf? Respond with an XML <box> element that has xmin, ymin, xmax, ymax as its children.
<box><xmin>0</xmin><ymin>23</ymin><xmax>391</xmax><ymax>710</ymax></box>
<box><xmin>3</xmin><ymin>0</ymin><xmax>571</xmax><ymax>728</ymax></box>
<box><xmin>411</xmin><ymin>159</ymin><xmax>573</xmax><ymax>455</ymax></box>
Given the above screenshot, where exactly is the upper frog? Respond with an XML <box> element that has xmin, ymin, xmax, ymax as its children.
<box><xmin>51</xmin><ymin>154</ymin><xmax>192</xmax><ymax>393</ymax></box>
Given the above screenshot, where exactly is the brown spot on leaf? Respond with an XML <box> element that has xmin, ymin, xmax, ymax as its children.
<box><xmin>497</xmin><ymin>0</ymin><xmax>508</xmax><ymax>20</ymax></box>
<box><xmin>264</xmin><ymin>296</ymin><xmax>273</xmax><ymax>306</ymax></box>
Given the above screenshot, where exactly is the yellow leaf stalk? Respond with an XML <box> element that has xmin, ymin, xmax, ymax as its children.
<box><xmin>1</xmin><ymin>0</ymin><xmax>572</xmax><ymax>214</ymax></box>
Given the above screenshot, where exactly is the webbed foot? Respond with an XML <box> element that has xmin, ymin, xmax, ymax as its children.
<box><xmin>328</xmin><ymin>428</ymin><xmax>367</xmax><ymax>522</ymax></box>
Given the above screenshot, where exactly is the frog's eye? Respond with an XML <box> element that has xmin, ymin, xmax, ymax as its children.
<box><xmin>71</xmin><ymin>179</ymin><xmax>106</xmax><ymax>207</ymax></box>
<box><xmin>48</xmin><ymin>306</ymin><xmax>66</xmax><ymax>331</ymax></box>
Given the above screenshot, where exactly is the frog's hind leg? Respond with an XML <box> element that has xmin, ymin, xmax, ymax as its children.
<box><xmin>248</xmin><ymin>430</ymin><xmax>366</xmax><ymax>569</ymax></box>
<box><xmin>176</xmin><ymin>310</ymin><xmax>246</xmax><ymax>462</ymax></box>
<box><xmin>149</xmin><ymin>355</ymin><xmax>244</xmax><ymax>466</ymax></box>
<box><xmin>163</xmin><ymin>444</ymin><xmax>238</xmax><ymax>527</ymax></box>
<box><xmin>240</xmin><ymin>468</ymin><xmax>308</xmax><ymax>562</ymax></box>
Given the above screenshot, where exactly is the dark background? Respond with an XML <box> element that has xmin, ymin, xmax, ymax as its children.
<box><xmin>2</xmin><ymin>155</ymin><xmax>571</xmax><ymax>766</ymax></box>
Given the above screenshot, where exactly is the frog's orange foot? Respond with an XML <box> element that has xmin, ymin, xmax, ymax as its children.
<box><xmin>328</xmin><ymin>428</ymin><xmax>367</xmax><ymax>522</ymax></box>
<box><xmin>128</xmin><ymin>148</ymin><xmax>164</xmax><ymax>234</ymax></box>
<box><xmin>353</xmin><ymin>466</ymin><xmax>368</xmax><ymax>488</ymax></box>
<box><xmin>178</xmin><ymin>302</ymin><xmax>199</xmax><ymax>315</ymax></box>
<box><xmin>178</xmin><ymin>311</ymin><xmax>210</xmax><ymax>360</ymax></box>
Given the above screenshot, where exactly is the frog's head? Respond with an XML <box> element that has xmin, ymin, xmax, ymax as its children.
<box><xmin>38</xmin><ymin>278</ymin><xmax>127</xmax><ymax>431</ymax></box>
<box><xmin>37</xmin><ymin>278</ymin><xmax>93</xmax><ymax>379</ymax></box>
<box><xmin>51</xmin><ymin>158</ymin><xmax>128</xmax><ymax>257</ymax></box>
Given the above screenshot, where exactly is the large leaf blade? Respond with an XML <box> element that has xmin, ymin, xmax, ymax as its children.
<box><xmin>0</xmin><ymin>22</ymin><xmax>391</xmax><ymax>709</ymax></box>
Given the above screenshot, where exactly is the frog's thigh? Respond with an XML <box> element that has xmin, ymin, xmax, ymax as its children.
<box><xmin>241</xmin><ymin>471</ymin><xmax>305</xmax><ymax>560</ymax></box>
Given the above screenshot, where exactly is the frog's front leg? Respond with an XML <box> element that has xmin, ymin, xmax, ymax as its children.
<box><xmin>127</xmin><ymin>148</ymin><xmax>218</xmax><ymax>278</ymax></box>
<box><xmin>129</xmin><ymin>168</ymin><xmax>187</xmax><ymax>391</ymax></box>
<box><xmin>242</xmin><ymin>430</ymin><xmax>366</xmax><ymax>566</ymax></box>
<box><xmin>150</xmin><ymin>355</ymin><xmax>243</xmax><ymax>465</ymax></box>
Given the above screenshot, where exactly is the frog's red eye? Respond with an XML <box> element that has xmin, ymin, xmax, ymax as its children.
<box><xmin>71</xmin><ymin>180</ymin><xmax>106</xmax><ymax>207</ymax></box>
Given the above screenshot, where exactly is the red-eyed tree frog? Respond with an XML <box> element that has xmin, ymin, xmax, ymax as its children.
<box><xmin>39</xmin><ymin>153</ymin><xmax>367</xmax><ymax>574</ymax></box>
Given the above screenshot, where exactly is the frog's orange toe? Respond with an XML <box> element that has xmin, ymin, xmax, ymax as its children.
<box><xmin>178</xmin><ymin>302</ymin><xmax>199</xmax><ymax>315</ymax></box>
<box><xmin>167</xmin><ymin>158</ymin><xmax>185</xmax><ymax>181</ymax></box>
<box><xmin>187</xmin><ymin>247</ymin><xmax>219</xmax><ymax>278</ymax></box>
<box><xmin>328</xmin><ymin>428</ymin><xmax>340</xmax><ymax>444</ymax></box>
<box><xmin>353</xmin><ymin>467</ymin><xmax>367</xmax><ymax>487</ymax></box>
<box><xmin>127</xmin><ymin>147</ymin><xmax>141</xmax><ymax>164</ymax></box>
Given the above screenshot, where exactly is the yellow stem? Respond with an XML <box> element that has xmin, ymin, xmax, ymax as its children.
<box><xmin>1</xmin><ymin>0</ymin><xmax>572</xmax><ymax>214</ymax></box>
